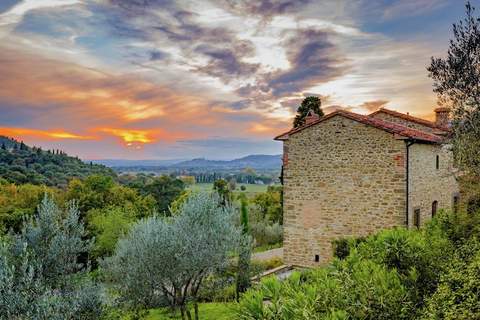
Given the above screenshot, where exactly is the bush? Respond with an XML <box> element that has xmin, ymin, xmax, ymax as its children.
<box><xmin>332</xmin><ymin>236</ymin><xmax>366</xmax><ymax>260</ymax></box>
<box><xmin>0</xmin><ymin>195</ymin><xmax>103</xmax><ymax>319</ymax></box>
<box><xmin>236</xmin><ymin>258</ymin><xmax>412</xmax><ymax>320</ymax></box>
<box><xmin>421</xmin><ymin>247</ymin><xmax>480</xmax><ymax>319</ymax></box>
<box><xmin>250</xmin><ymin>221</ymin><xmax>283</xmax><ymax>247</ymax></box>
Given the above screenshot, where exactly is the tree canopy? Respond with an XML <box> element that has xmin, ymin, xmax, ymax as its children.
<box><xmin>0</xmin><ymin>136</ymin><xmax>115</xmax><ymax>187</ymax></box>
<box><xmin>428</xmin><ymin>2</ymin><xmax>480</xmax><ymax>176</ymax></box>
<box><xmin>103</xmin><ymin>192</ymin><xmax>242</xmax><ymax>319</ymax></box>
<box><xmin>293</xmin><ymin>96</ymin><xmax>324</xmax><ymax>128</ymax></box>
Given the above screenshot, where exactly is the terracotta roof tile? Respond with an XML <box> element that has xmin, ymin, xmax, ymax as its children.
<box><xmin>369</xmin><ymin>108</ymin><xmax>450</xmax><ymax>131</ymax></box>
<box><xmin>274</xmin><ymin>110</ymin><xmax>443</xmax><ymax>144</ymax></box>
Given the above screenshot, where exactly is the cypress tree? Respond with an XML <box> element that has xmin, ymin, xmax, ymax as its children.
<box><xmin>236</xmin><ymin>194</ymin><xmax>252</xmax><ymax>299</ymax></box>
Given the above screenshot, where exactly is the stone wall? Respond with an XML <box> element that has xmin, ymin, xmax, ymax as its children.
<box><xmin>370</xmin><ymin>111</ymin><xmax>437</xmax><ymax>133</ymax></box>
<box><xmin>409</xmin><ymin>143</ymin><xmax>459</xmax><ymax>227</ymax></box>
<box><xmin>282</xmin><ymin>115</ymin><xmax>406</xmax><ymax>267</ymax></box>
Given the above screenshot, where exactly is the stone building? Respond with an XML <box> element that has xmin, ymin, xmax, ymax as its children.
<box><xmin>274</xmin><ymin>108</ymin><xmax>459</xmax><ymax>267</ymax></box>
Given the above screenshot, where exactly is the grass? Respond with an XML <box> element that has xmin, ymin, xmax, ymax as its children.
<box><xmin>145</xmin><ymin>303</ymin><xmax>234</xmax><ymax>320</ymax></box>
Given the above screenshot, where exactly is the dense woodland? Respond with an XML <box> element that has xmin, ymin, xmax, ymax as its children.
<box><xmin>0</xmin><ymin>136</ymin><xmax>115</xmax><ymax>187</ymax></box>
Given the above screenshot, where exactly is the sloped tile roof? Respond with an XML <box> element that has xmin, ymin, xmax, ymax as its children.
<box><xmin>369</xmin><ymin>108</ymin><xmax>450</xmax><ymax>131</ymax></box>
<box><xmin>274</xmin><ymin>109</ymin><xmax>444</xmax><ymax>144</ymax></box>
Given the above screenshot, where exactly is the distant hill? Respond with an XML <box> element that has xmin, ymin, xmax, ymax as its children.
<box><xmin>91</xmin><ymin>159</ymin><xmax>185</xmax><ymax>167</ymax></box>
<box><xmin>172</xmin><ymin>154</ymin><xmax>282</xmax><ymax>170</ymax></box>
<box><xmin>0</xmin><ymin>136</ymin><xmax>115</xmax><ymax>187</ymax></box>
<box><xmin>95</xmin><ymin>154</ymin><xmax>282</xmax><ymax>172</ymax></box>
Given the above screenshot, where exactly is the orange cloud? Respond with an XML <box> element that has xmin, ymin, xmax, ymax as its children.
<box><xmin>0</xmin><ymin>45</ymin><xmax>285</xmax><ymax>158</ymax></box>
<box><xmin>100</xmin><ymin>128</ymin><xmax>154</xmax><ymax>144</ymax></box>
<box><xmin>0</xmin><ymin>127</ymin><xmax>94</xmax><ymax>140</ymax></box>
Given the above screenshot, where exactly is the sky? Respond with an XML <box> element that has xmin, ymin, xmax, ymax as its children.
<box><xmin>0</xmin><ymin>0</ymin><xmax>476</xmax><ymax>160</ymax></box>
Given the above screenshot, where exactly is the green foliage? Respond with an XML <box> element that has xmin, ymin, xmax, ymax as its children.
<box><xmin>427</xmin><ymin>2</ymin><xmax>480</xmax><ymax>175</ymax></box>
<box><xmin>0</xmin><ymin>195</ymin><xmax>103</xmax><ymax>319</ymax></box>
<box><xmin>102</xmin><ymin>193</ymin><xmax>242</xmax><ymax>319</ymax></box>
<box><xmin>332</xmin><ymin>236</ymin><xmax>366</xmax><ymax>260</ymax></box>
<box><xmin>252</xmin><ymin>186</ymin><xmax>283</xmax><ymax>224</ymax></box>
<box><xmin>237</xmin><ymin>195</ymin><xmax>252</xmax><ymax>298</ymax></box>
<box><xmin>293</xmin><ymin>96</ymin><xmax>324</xmax><ymax>128</ymax></box>
<box><xmin>354</xmin><ymin>227</ymin><xmax>453</xmax><ymax>308</ymax></box>
<box><xmin>65</xmin><ymin>175</ymin><xmax>157</xmax><ymax>260</ymax></box>
<box><xmin>237</xmin><ymin>207</ymin><xmax>480</xmax><ymax>319</ymax></box>
<box><xmin>250</xmin><ymin>221</ymin><xmax>283</xmax><ymax>247</ymax></box>
<box><xmin>0</xmin><ymin>183</ymin><xmax>60</xmax><ymax>233</ymax></box>
<box><xmin>88</xmin><ymin>206</ymin><xmax>137</xmax><ymax>258</ymax></box>
<box><xmin>141</xmin><ymin>175</ymin><xmax>185</xmax><ymax>214</ymax></box>
<box><xmin>0</xmin><ymin>136</ymin><xmax>115</xmax><ymax>187</ymax></box>
<box><xmin>236</xmin><ymin>258</ymin><xmax>411</xmax><ymax>320</ymax></box>
<box><xmin>213</xmin><ymin>179</ymin><xmax>232</xmax><ymax>206</ymax></box>
<box><xmin>421</xmin><ymin>243</ymin><xmax>480</xmax><ymax>319</ymax></box>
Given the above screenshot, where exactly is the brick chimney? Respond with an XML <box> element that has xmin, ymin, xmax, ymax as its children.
<box><xmin>434</xmin><ymin>107</ymin><xmax>451</xmax><ymax>128</ymax></box>
<box><xmin>305</xmin><ymin>109</ymin><xmax>320</xmax><ymax>125</ymax></box>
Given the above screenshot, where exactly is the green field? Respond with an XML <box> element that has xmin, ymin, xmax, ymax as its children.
<box><xmin>146</xmin><ymin>303</ymin><xmax>234</xmax><ymax>320</ymax></box>
<box><xmin>188</xmin><ymin>183</ymin><xmax>269</xmax><ymax>196</ymax></box>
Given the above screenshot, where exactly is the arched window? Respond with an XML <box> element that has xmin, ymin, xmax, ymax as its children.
<box><xmin>432</xmin><ymin>201</ymin><xmax>438</xmax><ymax>217</ymax></box>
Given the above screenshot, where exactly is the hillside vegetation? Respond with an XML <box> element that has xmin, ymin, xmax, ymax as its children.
<box><xmin>0</xmin><ymin>136</ymin><xmax>115</xmax><ymax>187</ymax></box>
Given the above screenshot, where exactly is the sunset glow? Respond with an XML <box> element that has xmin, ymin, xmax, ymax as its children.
<box><xmin>0</xmin><ymin>0</ymin><xmax>474</xmax><ymax>159</ymax></box>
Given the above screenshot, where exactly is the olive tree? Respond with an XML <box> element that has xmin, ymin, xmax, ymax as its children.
<box><xmin>0</xmin><ymin>195</ymin><xmax>103</xmax><ymax>320</ymax></box>
<box><xmin>103</xmin><ymin>192</ymin><xmax>242</xmax><ymax>319</ymax></box>
<box><xmin>428</xmin><ymin>2</ymin><xmax>480</xmax><ymax>175</ymax></box>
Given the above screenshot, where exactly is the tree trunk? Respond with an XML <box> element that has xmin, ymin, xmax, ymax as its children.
<box><xmin>194</xmin><ymin>302</ymin><xmax>199</xmax><ymax>320</ymax></box>
<box><xmin>180</xmin><ymin>306</ymin><xmax>186</xmax><ymax>320</ymax></box>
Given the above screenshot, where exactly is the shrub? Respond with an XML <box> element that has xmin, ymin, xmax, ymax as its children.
<box><xmin>421</xmin><ymin>248</ymin><xmax>480</xmax><ymax>319</ymax></box>
<box><xmin>250</xmin><ymin>221</ymin><xmax>283</xmax><ymax>247</ymax></box>
<box><xmin>236</xmin><ymin>258</ymin><xmax>411</xmax><ymax>320</ymax></box>
<box><xmin>355</xmin><ymin>227</ymin><xmax>453</xmax><ymax>308</ymax></box>
<box><xmin>0</xmin><ymin>195</ymin><xmax>103</xmax><ymax>319</ymax></box>
<box><xmin>332</xmin><ymin>236</ymin><xmax>366</xmax><ymax>260</ymax></box>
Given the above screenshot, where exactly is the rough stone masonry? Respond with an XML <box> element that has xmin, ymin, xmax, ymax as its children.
<box><xmin>275</xmin><ymin>108</ymin><xmax>459</xmax><ymax>267</ymax></box>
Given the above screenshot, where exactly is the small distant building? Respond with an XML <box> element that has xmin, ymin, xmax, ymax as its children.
<box><xmin>275</xmin><ymin>107</ymin><xmax>459</xmax><ymax>267</ymax></box>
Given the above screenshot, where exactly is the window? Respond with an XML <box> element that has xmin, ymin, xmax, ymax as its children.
<box><xmin>414</xmin><ymin>209</ymin><xmax>420</xmax><ymax>228</ymax></box>
<box><xmin>453</xmin><ymin>195</ymin><xmax>459</xmax><ymax>213</ymax></box>
<box><xmin>314</xmin><ymin>255</ymin><xmax>320</xmax><ymax>263</ymax></box>
<box><xmin>436</xmin><ymin>155</ymin><xmax>439</xmax><ymax>170</ymax></box>
<box><xmin>432</xmin><ymin>201</ymin><xmax>438</xmax><ymax>217</ymax></box>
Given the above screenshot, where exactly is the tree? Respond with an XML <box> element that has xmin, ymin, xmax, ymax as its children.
<box><xmin>293</xmin><ymin>96</ymin><xmax>324</xmax><ymax>128</ymax></box>
<box><xmin>253</xmin><ymin>186</ymin><xmax>283</xmax><ymax>224</ymax></box>
<box><xmin>103</xmin><ymin>193</ymin><xmax>242</xmax><ymax>320</ymax></box>
<box><xmin>0</xmin><ymin>195</ymin><xmax>102</xmax><ymax>319</ymax></box>
<box><xmin>428</xmin><ymin>1</ymin><xmax>480</xmax><ymax>175</ymax></box>
<box><xmin>213</xmin><ymin>179</ymin><xmax>231</xmax><ymax>206</ymax></box>
<box><xmin>142</xmin><ymin>175</ymin><xmax>185</xmax><ymax>214</ymax></box>
<box><xmin>236</xmin><ymin>194</ymin><xmax>252</xmax><ymax>299</ymax></box>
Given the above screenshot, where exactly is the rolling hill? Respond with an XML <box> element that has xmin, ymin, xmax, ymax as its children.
<box><xmin>0</xmin><ymin>136</ymin><xmax>115</xmax><ymax>187</ymax></box>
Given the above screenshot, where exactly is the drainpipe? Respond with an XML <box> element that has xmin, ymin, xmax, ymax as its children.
<box><xmin>405</xmin><ymin>140</ymin><xmax>415</xmax><ymax>228</ymax></box>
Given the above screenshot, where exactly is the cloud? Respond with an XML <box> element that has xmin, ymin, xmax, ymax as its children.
<box><xmin>194</xmin><ymin>45</ymin><xmax>260</xmax><ymax>82</ymax></box>
<box><xmin>268</xmin><ymin>29</ymin><xmax>347</xmax><ymax>97</ymax></box>
<box><xmin>223</xmin><ymin>0</ymin><xmax>313</xmax><ymax>19</ymax></box>
<box><xmin>358</xmin><ymin>100</ymin><xmax>389</xmax><ymax>112</ymax></box>
<box><xmin>0</xmin><ymin>127</ymin><xmax>94</xmax><ymax>140</ymax></box>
